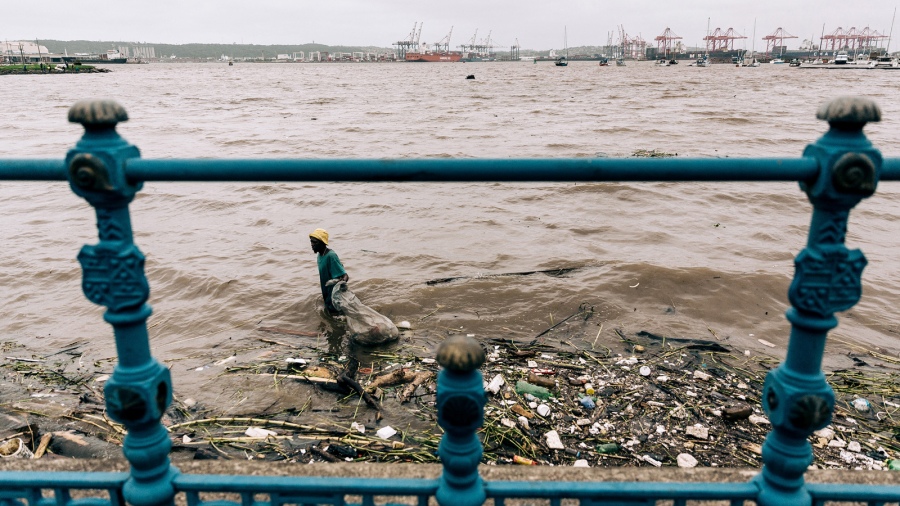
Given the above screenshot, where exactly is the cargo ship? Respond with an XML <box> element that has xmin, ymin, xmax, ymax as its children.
<box><xmin>405</xmin><ymin>51</ymin><xmax>462</xmax><ymax>62</ymax></box>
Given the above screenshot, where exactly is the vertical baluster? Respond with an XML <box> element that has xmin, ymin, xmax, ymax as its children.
<box><xmin>754</xmin><ymin>97</ymin><xmax>882</xmax><ymax>506</ymax></box>
<box><xmin>435</xmin><ymin>335</ymin><xmax>487</xmax><ymax>506</ymax></box>
<box><xmin>65</xmin><ymin>100</ymin><xmax>177</xmax><ymax>506</ymax></box>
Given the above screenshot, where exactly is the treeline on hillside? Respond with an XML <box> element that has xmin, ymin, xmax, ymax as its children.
<box><xmin>38</xmin><ymin>40</ymin><xmax>392</xmax><ymax>58</ymax></box>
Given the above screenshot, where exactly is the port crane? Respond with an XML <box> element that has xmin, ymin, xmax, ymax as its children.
<box><xmin>432</xmin><ymin>27</ymin><xmax>453</xmax><ymax>52</ymax></box>
<box><xmin>393</xmin><ymin>22</ymin><xmax>420</xmax><ymax>59</ymax></box>
<box><xmin>704</xmin><ymin>28</ymin><xmax>746</xmax><ymax>52</ymax></box>
<box><xmin>763</xmin><ymin>28</ymin><xmax>797</xmax><ymax>57</ymax></box>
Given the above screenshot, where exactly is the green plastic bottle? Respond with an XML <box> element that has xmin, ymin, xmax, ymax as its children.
<box><xmin>515</xmin><ymin>380</ymin><xmax>551</xmax><ymax>400</ymax></box>
<box><xmin>596</xmin><ymin>443</ymin><xmax>619</xmax><ymax>454</ymax></box>
<box><xmin>889</xmin><ymin>459</ymin><xmax>900</xmax><ymax>471</ymax></box>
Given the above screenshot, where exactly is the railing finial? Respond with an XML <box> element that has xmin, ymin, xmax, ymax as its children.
<box><xmin>437</xmin><ymin>335</ymin><xmax>485</xmax><ymax>372</ymax></box>
<box><xmin>816</xmin><ymin>96</ymin><xmax>881</xmax><ymax>130</ymax></box>
<box><xmin>435</xmin><ymin>335</ymin><xmax>486</xmax><ymax>506</ymax></box>
<box><xmin>69</xmin><ymin>99</ymin><xmax>129</xmax><ymax>130</ymax></box>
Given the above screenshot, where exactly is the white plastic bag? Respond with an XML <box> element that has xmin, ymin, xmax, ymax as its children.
<box><xmin>330</xmin><ymin>281</ymin><xmax>399</xmax><ymax>345</ymax></box>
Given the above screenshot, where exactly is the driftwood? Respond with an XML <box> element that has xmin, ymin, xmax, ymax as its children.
<box><xmin>365</xmin><ymin>368</ymin><xmax>414</xmax><ymax>392</ymax></box>
<box><xmin>338</xmin><ymin>372</ymin><xmax>383</xmax><ymax>421</ymax></box>
<box><xmin>397</xmin><ymin>372</ymin><xmax>434</xmax><ymax>404</ymax></box>
<box><xmin>311</xmin><ymin>445</ymin><xmax>342</xmax><ymax>462</ymax></box>
<box><xmin>32</xmin><ymin>433</ymin><xmax>52</xmax><ymax>459</ymax></box>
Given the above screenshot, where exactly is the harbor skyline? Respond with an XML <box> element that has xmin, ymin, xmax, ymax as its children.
<box><xmin>2</xmin><ymin>0</ymin><xmax>897</xmax><ymax>52</ymax></box>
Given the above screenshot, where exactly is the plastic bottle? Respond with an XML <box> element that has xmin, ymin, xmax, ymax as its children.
<box><xmin>584</xmin><ymin>383</ymin><xmax>595</xmax><ymax>395</ymax></box>
<box><xmin>513</xmin><ymin>455</ymin><xmax>537</xmax><ymax>465</ymax></box>
<box><xmin>515</xmin><ymin>380</ymin><xmax>551</xmax><ymax>400</ymax></box>
<box><xmin>596</xmin><ymin>443</ymin><xmax>619</xmax><ymax>454</ymax></box>
<box><xmin>579</xmin><ymin>396</ymin><xmax>596</xmax><ymax>409</ymax></box>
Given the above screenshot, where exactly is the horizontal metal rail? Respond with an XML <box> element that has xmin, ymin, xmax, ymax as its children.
<box><xmin>0</xmin><ymin>471</ymin><xmax>127</xmax><ymax>506</ymax></box>
<box><xmin>3</xmin><ymin>157</ymin><xmax>899</xmax><ymax>183</ymax></box>
<box><xmin>175</xmin><ymin>475</ymin><xmax>438</xmax><ymax>506</ymax></box>
<box><xmin>0</xmin><ymin>156</ymin><xmax>892</xmax><ymax>183</ymax></box>
<box><xmin>3</xmin><ymin>473</ymin><xmax>900</xmax><ymax>506</ymax></box>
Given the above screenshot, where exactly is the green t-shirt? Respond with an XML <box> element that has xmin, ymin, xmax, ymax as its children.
<box><xmin>317</xmin><ymin>249</ymin><xmax>347</xmax><ymax>312</ymax></box>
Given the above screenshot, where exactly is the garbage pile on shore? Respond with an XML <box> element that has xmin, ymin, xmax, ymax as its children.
<box><xmin>2</xmin><ymin>321</ymin><xmax>900</xmax><ymax>469</ymax></box>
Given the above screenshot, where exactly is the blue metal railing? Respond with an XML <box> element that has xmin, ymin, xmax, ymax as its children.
<box><xmin>1</xmin><ymin>97</ymin><xmax>899</xmax><ymax>506</ymax></box>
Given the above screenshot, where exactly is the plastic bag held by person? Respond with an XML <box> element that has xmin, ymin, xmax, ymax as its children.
<box><xmin>330</xmin><ymin>281</ymin><xmax>399</xmax><ymax>345</ymax></box>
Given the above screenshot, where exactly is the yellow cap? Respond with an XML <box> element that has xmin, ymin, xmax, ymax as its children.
<box><xmin>309</xmin><ymin>228</ymin><xmax>329</xmax><ymax>245</ymax></box>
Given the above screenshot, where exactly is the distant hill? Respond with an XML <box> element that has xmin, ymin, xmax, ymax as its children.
<box><xmin>38</xmin><ymin>40</ymin><xmax>393</xmax><ymax>58</ymax></box>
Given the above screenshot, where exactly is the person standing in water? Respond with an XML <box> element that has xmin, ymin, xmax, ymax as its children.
<box><xmin>309</xmin><ymin>228</ymin><xmax>349</xmax><ymax>315</ymax></box>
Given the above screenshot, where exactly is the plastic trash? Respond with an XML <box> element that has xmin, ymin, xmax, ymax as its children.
<box><xmin>579</xmin><ymin>396</ymin><xmax>596</xmax><ymax>409</ymax></box>
<box><xmin>677</xmin><ymin>453</ymin><xmax>698</xmax><ymax>468</ymax></box>
<box><xmin>515</xmin><ymin>380</ymin><xmax>551</xmax><ymax>400</ymax></box>
<box><xmin>596</xmin><ymin>443</ymin><xmax>619</xmax><ymax>454</ymax></box>
<box><xmin>544</xmin><ymin>430</ymin><xmax>565</xmax><ymax>449</ymax></box>
<box><xmin>573</xmin><ymin>459</ymin><xmax>590</xmax><ymax>467</ymax></box>
<box><xmin>852</xmin><ymin>398</ymin><xmax>871</xmax><ymax>412</ymax></box>
<box><xmin>245</xmin><ymin>427</ymin><xmax>277</xmax><ymax>438</ymax></box>
<box><xmin>537</xmin><ymin>404</ymin><xmax>552</xmax><ymax>417</ymax></box>
<box><xmin>641</xmin><ymin>454</ymin><xmax>662</xmax><ymax>467</ymax></box>
<box><xmin>376</xmin><ymin>426</ymin><xmax>397</xmax><ymax>439</ymax></box>
<box><xmin>513</xmin><ymin>455</ymin><xmax>537</xmax><ymax>465</ymax></box>
<box><xmin>889</xmin><ymin>459</ymin><xmax>900</xmax><ymax>470</ymax></box>
<box><xmin>0</xmin><ymin>438</ymin><xmax>33</xmax><ymax>459</ymax></box>
<box><xmin>485</xmin><ymin>374</ymin><xmax>505</xmax><ymax>395</ymax></box>
<box><xmin>330</xmin><ymin>281</ymin><xmax>399</xmax><ymax>345</ymax></box>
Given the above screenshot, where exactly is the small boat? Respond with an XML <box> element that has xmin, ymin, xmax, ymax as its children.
<box><xmin>655</xmin><ymin>58</ymin><xmax>670</xmax><ymax>66</ymax></box>
<box><xmin>555</xmin><ymin>27</ymin><xmax>569</xmax><ymax>67</ymax></box>
<box><xmin>874</xmin><ymin>54</ymin><xmax>898</xmax><ymax>67</ymax></box>
<box><xmin>598</xmin><ymin>57</ymin><xmax>609</xmax><ymax>66</ymax></box>
<box><xmin>745</xmin><ymin>19</ymin><xmax>760</xmax><ymax>67</ymax></box>
<box><xmin>615</xmin><ymin>58</ymin><xmax>625</xmax><ymax>66</ymax></box>
<box><xmin>697</xmin><ymin>18</ymin><xmax>711</xmax><ymax>67</ymax></box>
<box><xmin>833</xmin><ymin>51</ymin><xmax>849</xmax><ymax>64</ymax></box>
<box><xmin>789</xmin><ymin>58</ymin><xmax>801</xmax><ymax>67</ymax></box>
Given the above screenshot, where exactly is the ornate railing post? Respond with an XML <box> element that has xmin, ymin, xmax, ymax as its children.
<box><xmin>66</xmin><ymin>100</ymin><xmax>177</xmax><ymax>506</ymax></box>
<box><xmin>435</xmin><ymin>335</ymin><xmax>487</xmax><ymax>506</ymax></box>
<box><xmin>755</xmin><ymin>97</ymin><xmax>882</xmax><ymax>506</ymax></box>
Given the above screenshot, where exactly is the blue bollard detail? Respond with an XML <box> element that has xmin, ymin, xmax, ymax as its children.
<box><xmin>754</xmin><ymin>97</ymin><xmax>882</xmax><ymax>506</ymax></box>
<box><xmin>65</xmin><ymin>100</ymin><xmax>177</xmax><ymax>506</ymax></box>
<box><xmin>435</xmin><ymin>336</ymin><xmax>487</xmax><ymax>506</ymax></box>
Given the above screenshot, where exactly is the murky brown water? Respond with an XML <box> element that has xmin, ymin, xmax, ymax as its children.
<box><xmin>1</xmin><ymin>61</ymin><xmax>899</xmax><ymax>421</ymax></box>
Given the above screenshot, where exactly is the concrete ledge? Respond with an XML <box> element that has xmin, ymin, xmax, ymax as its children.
<box><xmin>1</xmin><ymin>459</ymin><xmax>899</xmax><ymax>486</ymax></box>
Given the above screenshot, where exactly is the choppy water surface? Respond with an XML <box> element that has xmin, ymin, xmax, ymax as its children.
<box><xmin>1</xmin><ymin>61</ymin><xmax>899</xmax><ymax>419</ymax></box>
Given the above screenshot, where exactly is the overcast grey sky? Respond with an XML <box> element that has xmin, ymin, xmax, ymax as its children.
<box><xmin>3</xmin><ymin>1</ymin><xmax>898</xmax><ymax>50</ymax></box>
